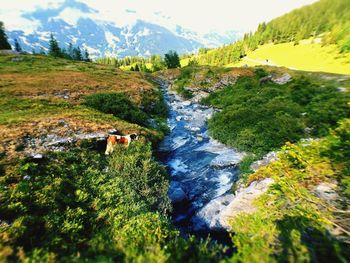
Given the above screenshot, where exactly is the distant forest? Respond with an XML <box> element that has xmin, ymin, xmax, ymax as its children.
<box><xmin>197</xmin><ymin>0</ymin><xmax>350</xmax><ymax>66</ymax></box>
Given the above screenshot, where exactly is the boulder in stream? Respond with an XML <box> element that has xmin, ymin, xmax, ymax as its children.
<box><xmin>169</xmin><ymin>181</ymin><xmax>188</xmax><ymax>204</ymax></box>
<box><xmin>193</xmin><ymin>178</ymin><xmax>274</xmax><ymax>231</ymax></box>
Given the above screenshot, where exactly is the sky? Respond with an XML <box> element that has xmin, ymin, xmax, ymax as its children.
<box><xmin>0</xmin><ymin>0</ymin><xmax>319</xmax><ymax>34</ymax></box>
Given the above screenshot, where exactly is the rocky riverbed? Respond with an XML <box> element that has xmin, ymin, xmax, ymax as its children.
<box><xmin>157</xmin><ymin>82</ymin><xmax>247</xmax><ymax>236</ymax></box>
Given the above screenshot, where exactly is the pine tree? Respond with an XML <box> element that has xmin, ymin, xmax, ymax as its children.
<box><xmin>67</xmin><ymin>43</ymin><xmax>74</xmax><ymax>59</ymax></box>
<box><xmin>72</xmin><ymin>47</ymin><xmax>82</xmax><ymax>61</ymax></box>
<box><xmin>0</xmin><ymin>22</ymin><xmax>11</xmax><ymax>50</ymax></box>
<box><xmin>48</xmin><ymin>34</ymin><xmax>61</xmax><ymax>58</ymax></box>
<box><xmin>134</xmin><ymin>64</ymin><xmax>140</xmax><ymax>71</ymax></box>
<box><xmin>61</xmin><ymin>48</ymin><xmax>71</xmax><ymax>60</ymax></box>
<box><xmin>14</xmin><ymin>39</ymin><xmax>22</xmax><ymax>52</ymax></box>
<box><xmin>39</xmin><ymin>47</ymin><xmax>46</xmax><ymax>55</ymax></box>
<box><xmin>84</xmin><ymin>48</ymin><xmax>91</xmax><ymax>62</ymax></box>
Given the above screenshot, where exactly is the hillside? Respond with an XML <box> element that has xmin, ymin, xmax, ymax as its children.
<box><xmin>0</xmin><ymin>54</ymin><xmax>169</xmax><ymax>163</ymax></box>
<box><xmin>231</xmin><ymin>40</ymin><xmax>350</xmax><ymax>75</ymax></box>
<box><xmin>187</xmin><ymin>0</ymin><xmax>350</xmax><ymax>74</ymax></box>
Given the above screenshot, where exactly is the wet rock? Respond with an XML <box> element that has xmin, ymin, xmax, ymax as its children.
<box><xmin>194</xmin><ymin>178</ymin><xmax>274</xmax><ymax>231</ymax></box>
<box><xmin>210</xmin><ymin>153</ymin><xmax>243</xmax><ymax>168</ymax></box>
<box><xmin>196</xmin><ymin>139</ymin><xmax>245</xmax><ymax>168</ymax></box>
<box><xmin>182</xmin><ymin>100</ymin><xmax>192</xmax><ymax>106</ymax></box>
<box><xmin>192</xmin><ymin>194</ymin><xmax>235</xmax><ymax>231</ymax></box>
<box><xmin>168</xmin><ymin>159</ymin><xmax>189</xmax><ymax>174</ymax></box>
<box><xmin>171</xmin><ymin>136</ymin><xmax>190</xmax><ymax>150</ymax></box>
<box><xmin>219</xmin><ymin>178</ymin><xmax>275</xmax><ymax>230</ymax></box>
<box><xmin>169</xmin><ymin>181</ymin><xmax>188</xmax><ymax>204</ymax></box>
<box><xmin>196</xmin><ymin>135</ymin><xmax>204</xmax><ymax>142</ymax></box>
<box><xmin>250</xmin><ymin>151</ymin><xmax>278</xmax><ymax>171</ymax></box>
<box><xmin>190</xmin><ymin>127</ymin><xmax>201</xmax><ymax>132</ymax></box>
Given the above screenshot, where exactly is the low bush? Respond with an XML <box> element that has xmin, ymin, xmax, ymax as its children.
<box><xmin>229</xmin><ymin>119</ymin><xmax>350</xmax><ymax>262</ymax></box>
<box><xmin>0</xmin><ymin>142</ymin><xmax>225</xmax><ymax>261</ymax></box>
<box><xmin>84</xmin><ymin>92</ymin><xmax>148</xmax><ymax>125</ymax></box>
<box><xmin>203</xmin><ymin>71</ymin><xmax>350</xmax><ymax>156</ymax></box>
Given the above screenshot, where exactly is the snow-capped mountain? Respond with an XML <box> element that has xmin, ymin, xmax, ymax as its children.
<box><xmin>5</xmin><ymin>0</ymin><xmax>241</xmax><ymax>58</ymax></box>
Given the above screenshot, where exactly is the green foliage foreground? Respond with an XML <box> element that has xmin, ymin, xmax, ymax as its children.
<box><xmin>203</xmin><ymin>69</ymin><xmax>350</xmax><ymax>157</ymax></box>
<box><xmin>0</xmin><ymin>142</ymin><xmax>225</xmax><ymax>262</ymax></box>
<box><xmin>229</xmin><ymin>118</ymin><xmax>350</xmax><ymax>262</ymax></box>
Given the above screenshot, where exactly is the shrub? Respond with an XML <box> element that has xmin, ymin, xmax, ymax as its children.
<box><xmin>0</xmin><ymin>142</ymin><xmax>227</xmax><ymax>261</ymax></box>
<box><xmin>84</xmin><ymin>92</ymin><xmax>148</xmax><ymax>125</ymax></box>
<box><xmin>204</xmin><ymin>74</ymin><xmax>350</xmax><ymax>156</ymax></box>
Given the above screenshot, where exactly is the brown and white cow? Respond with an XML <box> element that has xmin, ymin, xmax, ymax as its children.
<box><xmin>105</xmin><ymin>133</ymin><xmax>138</xmax><ymax>155</ymax></box>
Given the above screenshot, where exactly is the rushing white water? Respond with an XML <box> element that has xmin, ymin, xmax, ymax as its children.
<box><xmin>158</xmin><ymin>83</ymin><xmax>244</xmax><ymax>234</ymax></box>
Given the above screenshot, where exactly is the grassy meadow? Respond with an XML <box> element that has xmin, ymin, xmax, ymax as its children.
<box><xmin>230</xmin><ymin>40</ymin><xmax>350</xmax><ymax>75</ymax></box>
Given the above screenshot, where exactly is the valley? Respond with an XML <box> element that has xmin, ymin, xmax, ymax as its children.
<box><xmin>1</xmin><ymin>0</ymin><xmax>350</xmax><ymax>262</ymax></box>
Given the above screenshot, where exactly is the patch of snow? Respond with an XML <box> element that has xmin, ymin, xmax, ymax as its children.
<box><xmin>105</xmin><ymin>31</ymin><xmax>120</xmax><ymax>49</ymax></box>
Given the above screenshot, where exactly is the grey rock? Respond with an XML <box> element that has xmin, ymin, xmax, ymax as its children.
<box><xmin>219</xmin><ymin>178</ymin><xmax>274</xmax><ymax>230</ymax></box>
<box><xmin>32</xmin><ymin>153</ymin><xmax>43</xmax><ymax>159</ymax></box>
<box><xmin>314</xmin><ymin>182</ymin><xmax>339</xmax><ymax>205</ymax></box>
<box><xmin>194</xmin><ymin>178</ymin><xmax>274</xmax><ymax>231</ymax></box>
<box><xmin>193</xmin><ymin>194</ymin><xmax>235</xmax><ymax>231</ymax></box>
<box><xmin>11</xmin><ymin>56</ymin><xmax>24</xmax><ymax>62</ymax></box>
<box><xmin>250</xmin><ymin>151</ymin><xmax>278</xmax><ymax>171</ymax></box>
<box><xmin>169</xmin><ymin>181</ymin><xmax>188</xmax><ymax>204</ymax></box>
<box><xmin>272</xmin><ymin>73</ymin><xmax>292</xmax><ymax>85</ymax></box>
<box><xmin>337</xmin><ymin>87</ymin><xmax>347</xmax><ymax>92</ymax></box>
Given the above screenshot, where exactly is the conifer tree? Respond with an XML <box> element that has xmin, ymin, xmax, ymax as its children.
<box><xmin>72</xmin><ymin>47</ymin><xmax>82</xmax><ymax>61</ymax></box>
<box><xmin>0</xmin><ymin>22</ymin><xmax>11</xmax><ymax>50</ymax></box>
<box><xmin>84</xmin><ymin>48</ymin><xmax>91</xmax><ymax>62</ymax></box>
<box><xmin>67</xmin><ymin>43</ymin><xmax>74</xmax><ymax>59</ymax></box>
<box><xmin>14</xmin><ymin>38</ymin><xmax>22</xmax><ymax>52</ymax></box>
<box><xmin>39</xmin><ymin>47</ymin><xmax>46</xmax><ymax>55</ymax></box>
<box><xmin>48</xmin><ymin>34</ymin><xmax>61</xmax><ymax>58</ymax></box>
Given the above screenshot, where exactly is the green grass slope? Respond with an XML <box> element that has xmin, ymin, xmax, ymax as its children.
<box><xmin>185</xmin><ymin>0</ymin><xmax>350</xmax><ymax>75</ymax></box>
<box><xmin>231</xmin><ymin>40</ymin><xmax>350</xmax><ymax>75</ymax></box>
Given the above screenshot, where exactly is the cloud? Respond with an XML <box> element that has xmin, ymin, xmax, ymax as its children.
<box><xmin>125</xmin><ymin>9</ymin><xmax>136</xmax><ymax>14</ymax></box>
<box><xmin>1</xmin><ymin>0</ymin><xmax>319</xmax><ymax>34</ymax></box>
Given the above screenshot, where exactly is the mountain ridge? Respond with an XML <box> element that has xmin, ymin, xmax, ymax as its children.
<box><xmin>5</xmin><ymin>0</ymin><xmax>240</xmax><ymax>58</ymax></box>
